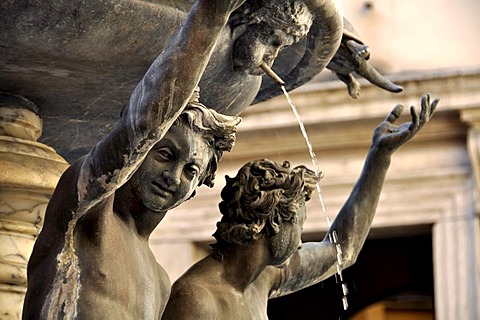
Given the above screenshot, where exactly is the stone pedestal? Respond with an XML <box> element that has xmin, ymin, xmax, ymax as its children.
<box><xmin>0</xmin><ymin>94</ymin><xmax>68</xmax><ymax>319</ymax></box>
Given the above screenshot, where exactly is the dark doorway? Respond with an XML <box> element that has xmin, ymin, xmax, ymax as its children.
<box><xmin>267</xmin><ymin>228</ymin><xmax>434</xmax><ymax>319</ymax></box>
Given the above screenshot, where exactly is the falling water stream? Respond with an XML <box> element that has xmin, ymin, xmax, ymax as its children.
<box><xmin>261</xmin><ymin>62</ymin><xmax>348</xmax><ymax>311</ymax></box>
<box><xmin>280</xmin><ymin>86</ymin><xmax>349</xmax><ymax>311</ymax></box>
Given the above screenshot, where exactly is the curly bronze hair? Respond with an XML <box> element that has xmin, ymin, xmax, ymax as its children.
<box><xmin>119</xmin><ymin>87</ymin><xmax>239</xmax><ymax>191</ymax></box>
<box><xmin>230</xmin><ymin>1</ymin><xmax>313</xmax><ymax>42</ymax></box>
<box><xmin>173</xmin><ymin>101</ymin><xmax>241</xmax><ymax>189</ymax></box>
<box><xmin>211</xmin><ymin>159</ymin><xmax>319</xmax><ymax>257</ymax></box>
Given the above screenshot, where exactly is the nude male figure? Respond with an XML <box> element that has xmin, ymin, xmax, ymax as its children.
<box><xmin>22</xmin><ymin>1</ymin><xmax>244</xmax><ymax>318</ymax></box>
<box><xmin>162</xmin><ymin>94</ymin><xmax>438</xmax><ymax>320</ymax></box>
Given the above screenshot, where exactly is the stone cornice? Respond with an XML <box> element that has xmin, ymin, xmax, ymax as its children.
<box><xmin>224</xmin><ymin>67</ymin><xmax>479</xmax><ymax>161</ymax></box>
<box><xmin>237</xmin><ymin>66</ymin><xmax>480</xmax><ymax>130</ymax></box>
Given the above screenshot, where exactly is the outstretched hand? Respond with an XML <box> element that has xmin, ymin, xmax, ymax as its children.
<box><xmin>372</xmin><ymin>93</ymin><xmax>439</xmax><ymax>153</ymax></box>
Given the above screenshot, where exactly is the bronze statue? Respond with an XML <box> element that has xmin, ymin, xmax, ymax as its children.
<box><xmin>22</xmin><ymin>1</ymin><xmax>243</xmax><ymax>319</ymax></box>
<box><xmin>162</xmin><ymin>93</ymin><xmax>438</xmax><ymax>320</ymax></box>
<box><xmin>18</xmin><ymin>0</ymin><xmax>419</xmax><ymax>318</ymax></box>
<box><xmin>202</xmin><ymin>0</ymin><xmax>403</xmax><ymax>112</ymax></box>
<box><xmin>204</xmin><ymin>0</ymin><xmax>344</xmax><ymax>113</ymax></box>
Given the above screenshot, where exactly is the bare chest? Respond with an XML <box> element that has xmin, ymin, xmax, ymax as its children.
<box><xmin>214</xmin><ymin>285</ymin><xmax>270</xmax><ymax>320</ymax></box>
<box><xmin>74</xmin><ymin>210</ymin><xmax>170</xmax><ymax>318</ymax></box>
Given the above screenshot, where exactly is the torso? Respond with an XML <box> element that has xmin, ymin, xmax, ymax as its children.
<box><xmin>209</xmin><ymin>283</ymin><xmax>270</xmax><ymax>320</ymax></box>
<box><xmin>23</xmin><ymin>162</ymin><xmax>170</xmax><ymax>319</ymax></box>
<box><xmin>74</xmin><ymin>197</ymin><xmax>170</xmax><ymax>319</ymax></box>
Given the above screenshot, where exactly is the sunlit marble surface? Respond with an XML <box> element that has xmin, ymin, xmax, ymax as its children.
<box><xmin>0</xmin><ymin>105</ymin><xmax>68</xmax><ymax>319</ymax></box>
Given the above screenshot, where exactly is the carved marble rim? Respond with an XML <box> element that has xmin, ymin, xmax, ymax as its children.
<box><xmin>0</xmin><ymin>135</ymin><xmax>68</xmax><ymax>164</ymax></box>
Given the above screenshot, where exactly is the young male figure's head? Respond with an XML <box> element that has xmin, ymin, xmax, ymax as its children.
<box><xmin>230</xmin><ymin>1</ymin><xmax>313</xmax><ymax>75</ymax></box>
<box><xmin>212</xmin><ymin>159</ymin><xmax>319</xmax><ymax>265</ymax></box>
<box><xmin>127</xmin><ymin>98</ymin><xmax>241</xmax><ymax>213</ymax></box>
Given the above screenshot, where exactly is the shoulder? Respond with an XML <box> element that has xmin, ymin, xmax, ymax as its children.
<box><xmin>163</xmin><ymin>279</ymin><xmax>217</xmax><ymax>320</ymax></box>
<box><xmin>156</xmin><ymin>264</ymin><xmax>172</xmax><ymax>308</ymax></box>
<box><xmin>46</xmin><ymin>156</ymin><xmax>87</xmax><ymax>215</ymax></box>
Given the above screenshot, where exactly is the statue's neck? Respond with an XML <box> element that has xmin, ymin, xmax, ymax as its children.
<box><xmin>113</xmin><ymin>184</ymin><xmax>167</xmax><ymax>238</ymax></box>
<box><xmin>220</xmin><ymin>240</ymin><xmax>271</xmax><ymax>291</ymax></box>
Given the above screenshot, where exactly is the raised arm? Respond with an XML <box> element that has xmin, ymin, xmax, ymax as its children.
<box><xmin>74</xmin><ymin>0</ymin><xmax>245</xmax><ymax>215</ymax></box>
<box><xmin>330</xmin><ymin>93</ymin><xmax>438</xmax><ymax>267</ymax></box>
<box><xmin>269</xmin><ymin>93</ymin><xmax>438</xmax><ymax>298</ymax></box>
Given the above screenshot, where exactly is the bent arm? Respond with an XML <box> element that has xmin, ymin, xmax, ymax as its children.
<box><xmin>75</xmin><ymin>0</ymin><xmax>243</xmax><ymax>215</ymax></box>
<box><xmin>330</xmin><ymin>94</ymin><xmax>438</xmax><ymax>267</ymax></box>
<box><xmin>268</xmin><ymin>94</ymin><xmax>438</xmax><ymax>298</ymax></box>
<box><xmin>269</xmin><ymin>142</ymin><xmax>393</xmax><ymax>298</ymax></box>
<box><xmin>268</xmin><ymin>242</ymin><xmax>337</xmax><ymax>298</ymax></box>
<box><xmin>267</xmin><ymin>147</ymin><xmax>388</xmax><ymax>298</ymax></box>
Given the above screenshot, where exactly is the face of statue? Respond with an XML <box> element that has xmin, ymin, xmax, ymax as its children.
<box><xmin>267</xmin><ymin>200</ymin><xmax>306</xmax><ymax>266</ymax></box>
<box><xmin>232</xmin><ymin>24</ymin><xmax>294</xmax><ymax>76</ymax></box>
<box><xmin>129</xmin><ymin>124</ymin><xmax>213</xmax><ymax>212</ymax></box>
